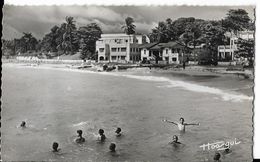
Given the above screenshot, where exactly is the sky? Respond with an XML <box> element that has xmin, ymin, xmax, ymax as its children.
<box><xmin>2</xmin><ymin>5</ymin><xmax>255</xmax><ymax>40</ymax></box>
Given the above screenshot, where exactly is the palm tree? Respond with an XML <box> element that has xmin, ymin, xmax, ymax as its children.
<box><xmin>62</xmin><ymin>16</ymin><xmax>78</xmax><ymax>54</ymax></box>
<box><xmin>20</xmin><ymin>32</ymin><xmax>38</xmax><ymax>53</ymax></box>
<box><xmin>121</xmin><ymin>17</ymin><xmax>136</xmax><ymax>35</ymax></box>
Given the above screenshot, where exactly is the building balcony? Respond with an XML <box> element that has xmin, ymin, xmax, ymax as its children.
<box><xmin>218</xmin><ymin>45</ymin><xmax>237</xmax><ymax>52</ymax></box>
<box><xmin>110</xmin><ymin>52</ymin><xmax>127</xmax><ymax>56</ymax></box>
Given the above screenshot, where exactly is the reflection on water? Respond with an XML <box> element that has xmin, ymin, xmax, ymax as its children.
<box><xmin>2</xmin><ymin>65</ymin><xmax>253</xmax><ymax>161</ymax></box>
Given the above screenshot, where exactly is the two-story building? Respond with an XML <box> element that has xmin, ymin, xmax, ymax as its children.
<box><xmin>96</xmin><ymin>33</ymin><xmax>150</xmax><ymax>63</ymax></box>
<box><xmin>217</xmin><ymin>30</ymin><xmax>254</xmax><ymax>61</ymax></box>
<box><xmin>139</xmin><ymin>41</ymin><xmax>186</xmax><ymax>64</ymax></box>
<box><xmin>139</xmin><ymin>43</ymin><xmax>159</xmax><ymax>62</ymax></box>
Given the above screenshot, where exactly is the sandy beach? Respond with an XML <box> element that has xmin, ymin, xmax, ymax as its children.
<box><xmin>2</xmin><ymin>61</ymin><xmax>254</xmax><ymax>96</ymax></box>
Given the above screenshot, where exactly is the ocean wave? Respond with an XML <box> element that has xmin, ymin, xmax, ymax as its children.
<box><xmin>9</xmin><ymin>64</ymin><xmax>253</xmax><ymax>102</ymax></box>
<box><xmin>72</xmin><ymin>121</ymin><xmax>89</xmax><ymax>127</ymax></box>
<box><xmin>120</xmin><ymin>74</ymin><xmax>252</xmax><ymax>102</ymax></box>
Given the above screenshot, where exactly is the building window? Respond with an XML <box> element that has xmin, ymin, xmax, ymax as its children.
<box><xmin>125</xmin><ymin>40</ymin><xmax>128</xmax><ymax>43</ymax></box>
<box><xmin>121</xmin><ymin>56</ymin><xmax>126</xmax><ymax>60</ymax></box>
<box><xmin>149</xmin><ymin>51</ymin><xmax>152</xmax><ymax>57</ymax></box>
<box><xmin>111</xmin><ymin>48</ymin><xmax>117</xmax><ymax>52</ymax></box>
<box><xmin>144</xmin><ymin>49</ymin><xmax>146</xmax><ymax>54</ymax></box>
<box><xmin>112</xmin><ymin>56</ymin><xmax>117</xmax><ymax>60</ymax></box>
<box><xmin>99</xmin><ymin>48</ymin><xmax>104</xmax><ymax>52</ymax></box>
<box><xmin>99</xmin><ymin>56</ymin><xmax>104</xmax><ymax>60</ymax></box>
<box><xmin>121</xmin><ymin>48</ymin><xmax>127</xmax><ymax>52</ymax></box>
<box><xmin>172</xmin><ymin>57</ymin><xmax>177</xmax><ymax>62</ymax></box>
<box><xmin>166</xmin><ymin>49</ymin><xmax>168</xmax><ymax>54</ymax></box>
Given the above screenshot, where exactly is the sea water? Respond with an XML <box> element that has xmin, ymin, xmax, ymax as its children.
<box><xmin>2</xmin><ymin>65</ymin><xmax>253</xmax><ymax>161</ymax></box>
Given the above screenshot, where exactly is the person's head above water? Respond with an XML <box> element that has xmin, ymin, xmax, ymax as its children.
<box><xmin>52</xmin><ymin>142</ymin><xmax>59</xmax><ymax>152</ymax></box>
<box><xmin>172</xmin><ymin>135</ymin><xmax>178</xmax><ymax>142</ymax></box>
<box><xmin>20</xmin><ymin>121</ymin><xmax>26</xmax><ymax>127</ymax></box>
<box><xmin>99</xmin><ymin>129</ymin><xmax>104</xmax><ymax>135</ymax></box>
<box><xmin>115</xmin><ymin>127</ymin><xmax>121</xmax><ymax>134</ymax></box>
<box><xmin>77</xmin><ymin>130</ymin><xmax>83</xmax><ymax>137</ymax></box>
<box><xmin>179</xmin><ymin>117</ymin><xmax>184</xmax><ymax>124</ymax></box>
<box><xmin>223</xmin><ymin>144</ymin><xmax>230</xmax><ymax>153</ymax></box>
<box><xmin>109</xmin><ymin>143</ymin><xmax>116</xmax><ymax>152</ymax></box>
<box><xmin>214</xmin><ymin>152</ymin><xmax>221</xmax><ymax>161</ymax></box>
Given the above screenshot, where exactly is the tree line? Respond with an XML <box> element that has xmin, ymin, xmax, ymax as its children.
<box><xmin>148</xmin><ymin>9</ymin><xmax>254</xmax><ymax>60</ymax></box>
<box><xmin>2</xmin><ymin>16</ymin><xmax>102</xmax><ymax>60</ymax></box>
<box><xmin>2</xmin><ymin>9</ymin><xmax>254</xmax><ymax>60</ymax></box>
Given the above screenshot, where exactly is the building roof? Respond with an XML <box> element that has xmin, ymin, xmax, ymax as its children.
<box><xmin>150</xmin><ymin>41</ymin><xmax>186</xmax><ymax>50</ymax></box>
<box><xmin>101</xmin><ymin>33</ymin><xmax>143</xmax><ymax>38</ymax></box>
<box><xmin>138</xmin><ymin>42</ymin><xmax>159</xmax><ymax>49</ymax></box>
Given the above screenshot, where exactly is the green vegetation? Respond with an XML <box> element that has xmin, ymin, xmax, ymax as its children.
<box><xmin>122</xmin><ymin>17</ymin><xmax>136</xmax><ymax>35</ymax></box>
<box><xmin>2</xmin><ymin>9</ymin><xmax>254</xmax><ymax>62</ymax></box>
<box><xmin>149</xmin><ymin>9</ymin><xmax>254</xmax><ymax>62</ymax></box>
<box><xmin>2</xmin><ymin>16</ymin><xmax>102</xmax><ymax>60</ymax></box>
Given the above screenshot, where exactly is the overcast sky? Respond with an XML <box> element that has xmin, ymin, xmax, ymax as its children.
<box><xmin>3</xmin><ymin>5</ymin><xmax>255</xmax><ymax>40</ymax></box>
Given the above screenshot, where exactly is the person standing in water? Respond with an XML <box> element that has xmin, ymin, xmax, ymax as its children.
<box><xmin>75</xmin><ymin>130</ymin><xmax>85</xmax><ymax>143</ymax></box>
<box><xmin>52</xmin><ymin>142</ymin><xmax>60</xmax><ymax>152</ymax></box>
<box><xmin>213</xmin><ymin>152</ymin><xmax>221</xmax><ymax>162</ymax></box>
<box><xmin>109</xmin><ymin>143</ymin><xmax>116</xmax><ymax>152</ymax></box>
<box><xmin>115</xmin><ymin>127</ymin><xmax>122</xmax><ymax>137</ymax></box>
<box><xmin>169</xmin><ymin>135</ymin><xmax>182</xmax><ymax>145</ymax></box>
<box><xmin>163</xmin><ymin>117</ymin><xmax>200</xmax><ymax>132</ymax></box>
<box><xmin>20</xmin><ymin>121</ymin><xmax>26</xmax><ymax>128</ymax></box>
<box><xmin>98</xmin><ymin>129</ymin><xmax>106</xmax><ymax>142</ymax></box>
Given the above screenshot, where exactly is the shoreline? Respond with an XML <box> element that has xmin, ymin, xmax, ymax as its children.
<box><xmin>2</xmin><ymin>61</ymin><xmax>254</xmax><ymax>98</ymax></box>
<box><xmin>2</xmin><ymin>59</ymin><xmax>254</xmax><ymax>79</ymax></box>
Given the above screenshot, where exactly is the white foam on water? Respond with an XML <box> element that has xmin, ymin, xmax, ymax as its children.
<box><xmin>72</xmin><ymin>121</ymin><xmax>89</xmax><ymax>127</ymax></box>
<box><xmin>12</xmin><ymin>64</ymin><xmax>253</xmax><ymax>102</ymax></box>
<box><xmin>75</xmin><ymin>66</ymin><xmax>252</xmax><ymax>102</ymax></box>
<box><xmin>118</xmin><ymin>74</ymin><xmax>253</xmax><ymax>102</ymax></box>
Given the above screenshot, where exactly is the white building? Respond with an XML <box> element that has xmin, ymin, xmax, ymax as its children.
<box><xmin>96</xmin><ymin>33</ymin><xmax>150</xmax><ymax>63</ymax></box>
<box><xmin>139</xmin><ymin>43</ymin><xmax>158</xmax><ymax>62</ymax></box>
<box><xmin>218</xmin><ymin>30</ymin><xmax>254</xmax><ymax>61</ymax></box>
<box><xmin>139</xmin><ymin>41</ymin><xmax>186</xmax><ymax>64</ymax></box>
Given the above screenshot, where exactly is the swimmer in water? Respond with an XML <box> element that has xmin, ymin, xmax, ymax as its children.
<box><xmin>213</xmin><ymin>152</ymin><xmax>221</xmax><ymax>162</ymax></box>
<box><xmin>52</xmin><ymin>142</ymin><xmax>60</xmax><ymax>152</ymax></box>
<box><xmin>222</xmin><ymin>144</ymin><xmax>232</xmax><ymax>155</ymax></box>
<box><xmin>98</xmin><ymin>129</ymin><xmax>106</xmax><ymax>142</ymax></box>
<box><xmin>169</xmin><ymin>135</ymin><xmax>181</xmax><ymax>145</ymax></box>
<box><xmin>163</xmin><ymin>117</ymin><xmax>199</xmax><ymax>132</ymax></box>
<box><xmin>20</xmin><ymin>121</ymin><xmax>26</xmax><ymax>128</ymax></box>
<box><xmin>75</xmin><ymin>130</ymin><xmax>85</xmax><ymax>143</ymax></box>
<box><xmin>109</xmin><ymin>143</ymin><xmax>116</xmax><ymax>152</ymax></box>
<box><xmin>115</xmin><ymin>127</ymin><xmax>122</xmax><ymax>137</ymax></box>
